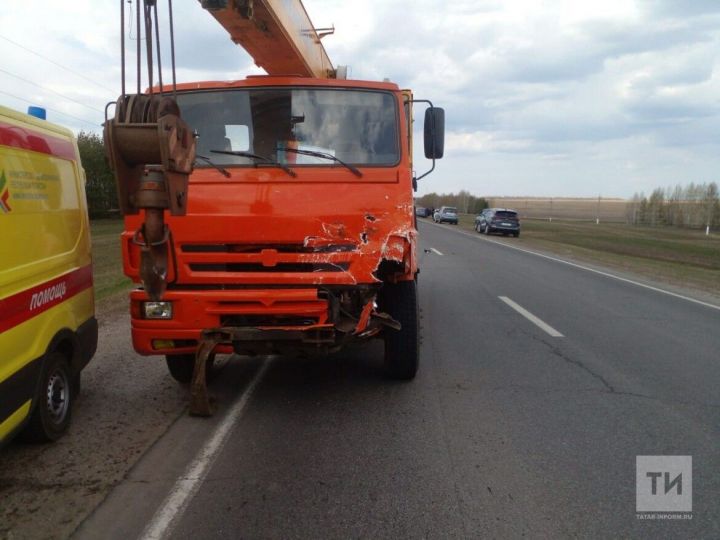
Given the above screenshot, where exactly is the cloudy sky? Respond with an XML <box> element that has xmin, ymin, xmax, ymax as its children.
<box><xmin>2</xmin><ymin>1</ymin><xmax>720</xmax><ymax>198</ymax></box>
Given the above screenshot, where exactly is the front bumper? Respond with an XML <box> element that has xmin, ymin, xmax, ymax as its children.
<box><xmin>129</xmin><ymin>285</ymin><xmax>393</xmax><ymax>356</ymax></box>
<box><xmin>130</xmin><ymin>288</ymin><xmax>332</xmax><ymax>355</ymax></box>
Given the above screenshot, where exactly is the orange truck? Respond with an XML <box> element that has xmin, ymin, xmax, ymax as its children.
<box><xmin>105</xmin><ymin>0</ymin><xmax>443</xmax><ymax>414</ymax></box>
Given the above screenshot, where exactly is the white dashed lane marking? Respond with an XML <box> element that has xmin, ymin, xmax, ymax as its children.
<box><xmin>499</xmin><ymin>296</ymin><xmax>564</xmax><ymax>338</ymax></box>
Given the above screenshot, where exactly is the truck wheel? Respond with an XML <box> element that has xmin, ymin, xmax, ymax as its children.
<box><xmin>165</xmin><ymin>353</ymin><xmax>215</xmax><ymax>384</ymax></box>
<box><xmin>379</xmin><ymin>280</ymin><xmax>419</xmax><ymax>380</ymax></box>
<box><xmin>21</xmin><ymin>352</ymin><xmax>74</xmax><ymax>442</ymax></box>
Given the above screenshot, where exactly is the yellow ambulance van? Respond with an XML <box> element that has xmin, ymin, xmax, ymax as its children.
<box><xmin>0</xmin><ymin>105</ymin><xmax>97</xmax><ymax>445</ymax></box>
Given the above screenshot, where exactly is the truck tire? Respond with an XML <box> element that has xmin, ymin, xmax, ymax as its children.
<box><xmin>379</xmin><ymin>280</ymin><xmax>419</xmax><ymax>380</ymax></box>
<box><xmin>21</xmin><ymin>352</ymin><xmax>74</xmax><ymax>442</ymax></box>
<box><xmin>165</xmin><ymin>353</ymin><xmax>215</xmax><ymax>384</ymax></box>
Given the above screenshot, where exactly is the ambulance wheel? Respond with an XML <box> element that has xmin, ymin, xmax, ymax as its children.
<box><xmin>165</xmin><ymin>353</ymin><xmax>215</xmax><ymax>384</ymax></box>
<box><xmin>72</xmin><ymin>372</ymin><xmax>82</xmax><ymax>397</ymax></box>
<box><xmin>379</xmin><ymin>280</ymin><xmax>419</xmax><ymax>380</ymax></box>
<box><xmin>21</xmin><ymin>352</ymin><xmax>74</xmax><ymax>442</ymax></box>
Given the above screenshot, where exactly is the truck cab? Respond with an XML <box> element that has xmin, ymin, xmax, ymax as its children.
<box><xmin>121</xmin><ymin>77</ymin><xmax>443</xmax><ymax>385</ymax></box>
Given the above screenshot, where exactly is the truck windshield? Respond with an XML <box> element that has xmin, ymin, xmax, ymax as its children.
<box><xmin>175</xmin><ymin>88</ymin><xmax>400</xmax><ymax>168</ymax></box>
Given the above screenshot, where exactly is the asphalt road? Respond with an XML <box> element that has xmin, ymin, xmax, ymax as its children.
<box><xmin>72</xmin><ymin>219</ymin><xmax>720</xmax><ymax>539</ymax></box>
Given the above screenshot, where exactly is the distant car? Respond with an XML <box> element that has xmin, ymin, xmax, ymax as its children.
<box><xmin>433</xmin><ymin>206</ymin><xmax>458</xmax><ymax>224</ymax></box>
<box><xmin>475</xmin><ymin>208</ymin><xmax>520</xmax><ymax>237</ymax></box>
<box><xmin>415</xmin><ymin>206</ymin><xmax>428</xmax><ymax>217</ymax></box>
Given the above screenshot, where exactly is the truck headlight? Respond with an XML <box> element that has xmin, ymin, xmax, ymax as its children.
<box><xmin>142</xmin><ymin>301</ymin><xmax>173</xmax><ymax>319</ymax></box>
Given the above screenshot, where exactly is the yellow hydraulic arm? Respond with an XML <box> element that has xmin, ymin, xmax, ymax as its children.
<box><xmin>200</xmin><ymin>0</ymin><xmax>337</xmax><ymax>78</ymax></box>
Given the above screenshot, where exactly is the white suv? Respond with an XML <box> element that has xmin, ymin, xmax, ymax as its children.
<box><xmin>434</xmin><ymin>206</ymin><xmax>458</xmax><ymax>224</ymax></box>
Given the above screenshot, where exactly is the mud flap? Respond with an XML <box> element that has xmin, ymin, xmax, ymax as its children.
<box><xmin>189</xmin><ymin>332</ymin><xmax>223</xmax><ymax>417</ymax></box>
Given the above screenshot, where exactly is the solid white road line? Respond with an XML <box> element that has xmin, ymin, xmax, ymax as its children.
<box><xmin>430</xmin><ymin>247</ymin><xmax>444</xmax><ymax>256</ymax></box>
<box><xmin>425</xmin><ymin>221</ymin><xmax>720</xmax><ymax>312</ymax></box>
<box><xmin>140</xmin><ymin>358</ymin><xmax>273</xmax><ymax>540</ymax></box>
<box><xmin>499</xmin><ymin>296</ymin><xmax>564</xmax><ymax>337</ymax></box>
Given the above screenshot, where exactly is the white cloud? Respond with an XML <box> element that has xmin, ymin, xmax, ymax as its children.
<box><xmin>2</xmin><ymin>0</ymin><xmax>720</xmax><ymax>197</ymax></box>
<box><xmin>446</xmin><ymin>131</ymin><xmax>533</xmax><ymax>154</ymax></box>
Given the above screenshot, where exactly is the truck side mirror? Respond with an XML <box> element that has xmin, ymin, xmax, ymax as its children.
<box><xmin>424</xmin><ymin>107</ymin><xmax>445</xmax><ymax>160</ymax></box>
<box><xmin>412</xmin><ymin>100</ymin><xmax>444</xmax><ymax>184</ymax></box>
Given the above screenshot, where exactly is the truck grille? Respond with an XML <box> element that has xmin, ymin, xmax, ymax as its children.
<box><xmin>189</xmin><ymin>263</ymin><xmax>350</xmax><ymax>273</ymax></box>
<box><xmin>181</xmin><ymin>243</ymin><xmax>357</xmax><ymax>254</ymax></box>
<box><xmin>177</xmin><ymin>243</ymin><xmax>358</xmax><ymax>285</ymax></box>
<box><xmin>220</xmin><ymin>315</ymin><xmax>317</xmax><ymax>327</ymax></box>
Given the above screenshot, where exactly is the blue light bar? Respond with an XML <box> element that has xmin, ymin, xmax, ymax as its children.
<box><xmin>27</xmin><ymin>106</ymin><xmax>47</xmax><ymax>120</ymax></box>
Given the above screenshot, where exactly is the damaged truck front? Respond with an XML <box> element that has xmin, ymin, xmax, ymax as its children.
<box><xmin>110</xmin><ymin>77</ymin><xmax>443</xmax><ymax>413</ymax></box>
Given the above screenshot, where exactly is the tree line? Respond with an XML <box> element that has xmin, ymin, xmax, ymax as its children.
<box><xmin>78</xmin><ymin>131</ymin><xmax>117</xmax><ymax>219</ymax></box>
<box><xmin>627</xmin><ymin>182</ymin><xmax>719</xmax><ymax>229</ymax></box>
<box><xmin>414</xmin><ymin>190</ymin><xmax>489</xmax><ymax>214</ymax></box>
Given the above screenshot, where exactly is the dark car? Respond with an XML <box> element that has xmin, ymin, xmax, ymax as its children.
<box><xmin>433</xmin><ymin>206</ymin><xmax>459</xmax><ymax>224</ymax></box>
<box><xmin>475</xmin><ymin>208</ymin><xmax>520</xmax><ymax>237</ymax></box>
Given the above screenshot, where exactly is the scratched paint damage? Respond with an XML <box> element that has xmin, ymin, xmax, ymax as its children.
<box><xmin>282</xmin><ymin>211</ymin><xmax>415</xmax><ymax>337</ymax></box>
<box><xmin>301</xmin><ymin>207</ymin><xmax>415</xmax><ymax>284</ymax></box>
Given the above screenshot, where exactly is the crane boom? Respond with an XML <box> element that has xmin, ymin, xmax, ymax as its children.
<box><xmin>201</xmin><ymin>0</ymin><xmax>336</xmax><ymax>78</ymax></box>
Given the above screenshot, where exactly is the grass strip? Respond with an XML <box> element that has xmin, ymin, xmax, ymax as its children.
<box><xmin>454</xmin><ymin>215</ymin><xmax>720</xmax><ymax>297</ymax></box>
<box><xmin>90</xmin><ymin>219</ymin><xmax>132</xmax><ymax>302</ymax></box>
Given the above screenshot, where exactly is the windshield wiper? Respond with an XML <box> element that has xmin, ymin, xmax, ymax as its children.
<box><xmin>282</xmin><ymin>148</ymin><xmax>363</xmax><ymax>177</ymax></box>
<box><xmin>210</xmin><ymin>150</ymin><xmax>297</xmax><ymax>178</ymax></box>
<box><xmin>195</xmin><ymin>155</ymin><xmax>231</xmax><ymax>178</ymax></box>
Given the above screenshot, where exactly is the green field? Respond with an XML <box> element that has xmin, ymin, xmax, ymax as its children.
<box><xmin>90</xmin><ymin>219</ymin><xmax>132</xmax><ymax>301</ymax></box>
<box><xmin>487</xmin><ymin>197</ymin><xmax>628</xmax><ymax>222</ymax></box>
<box><xmin>457</xmin><ymin>215</ymin><xmax>720</xmax><ymax>296</ymax></box>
